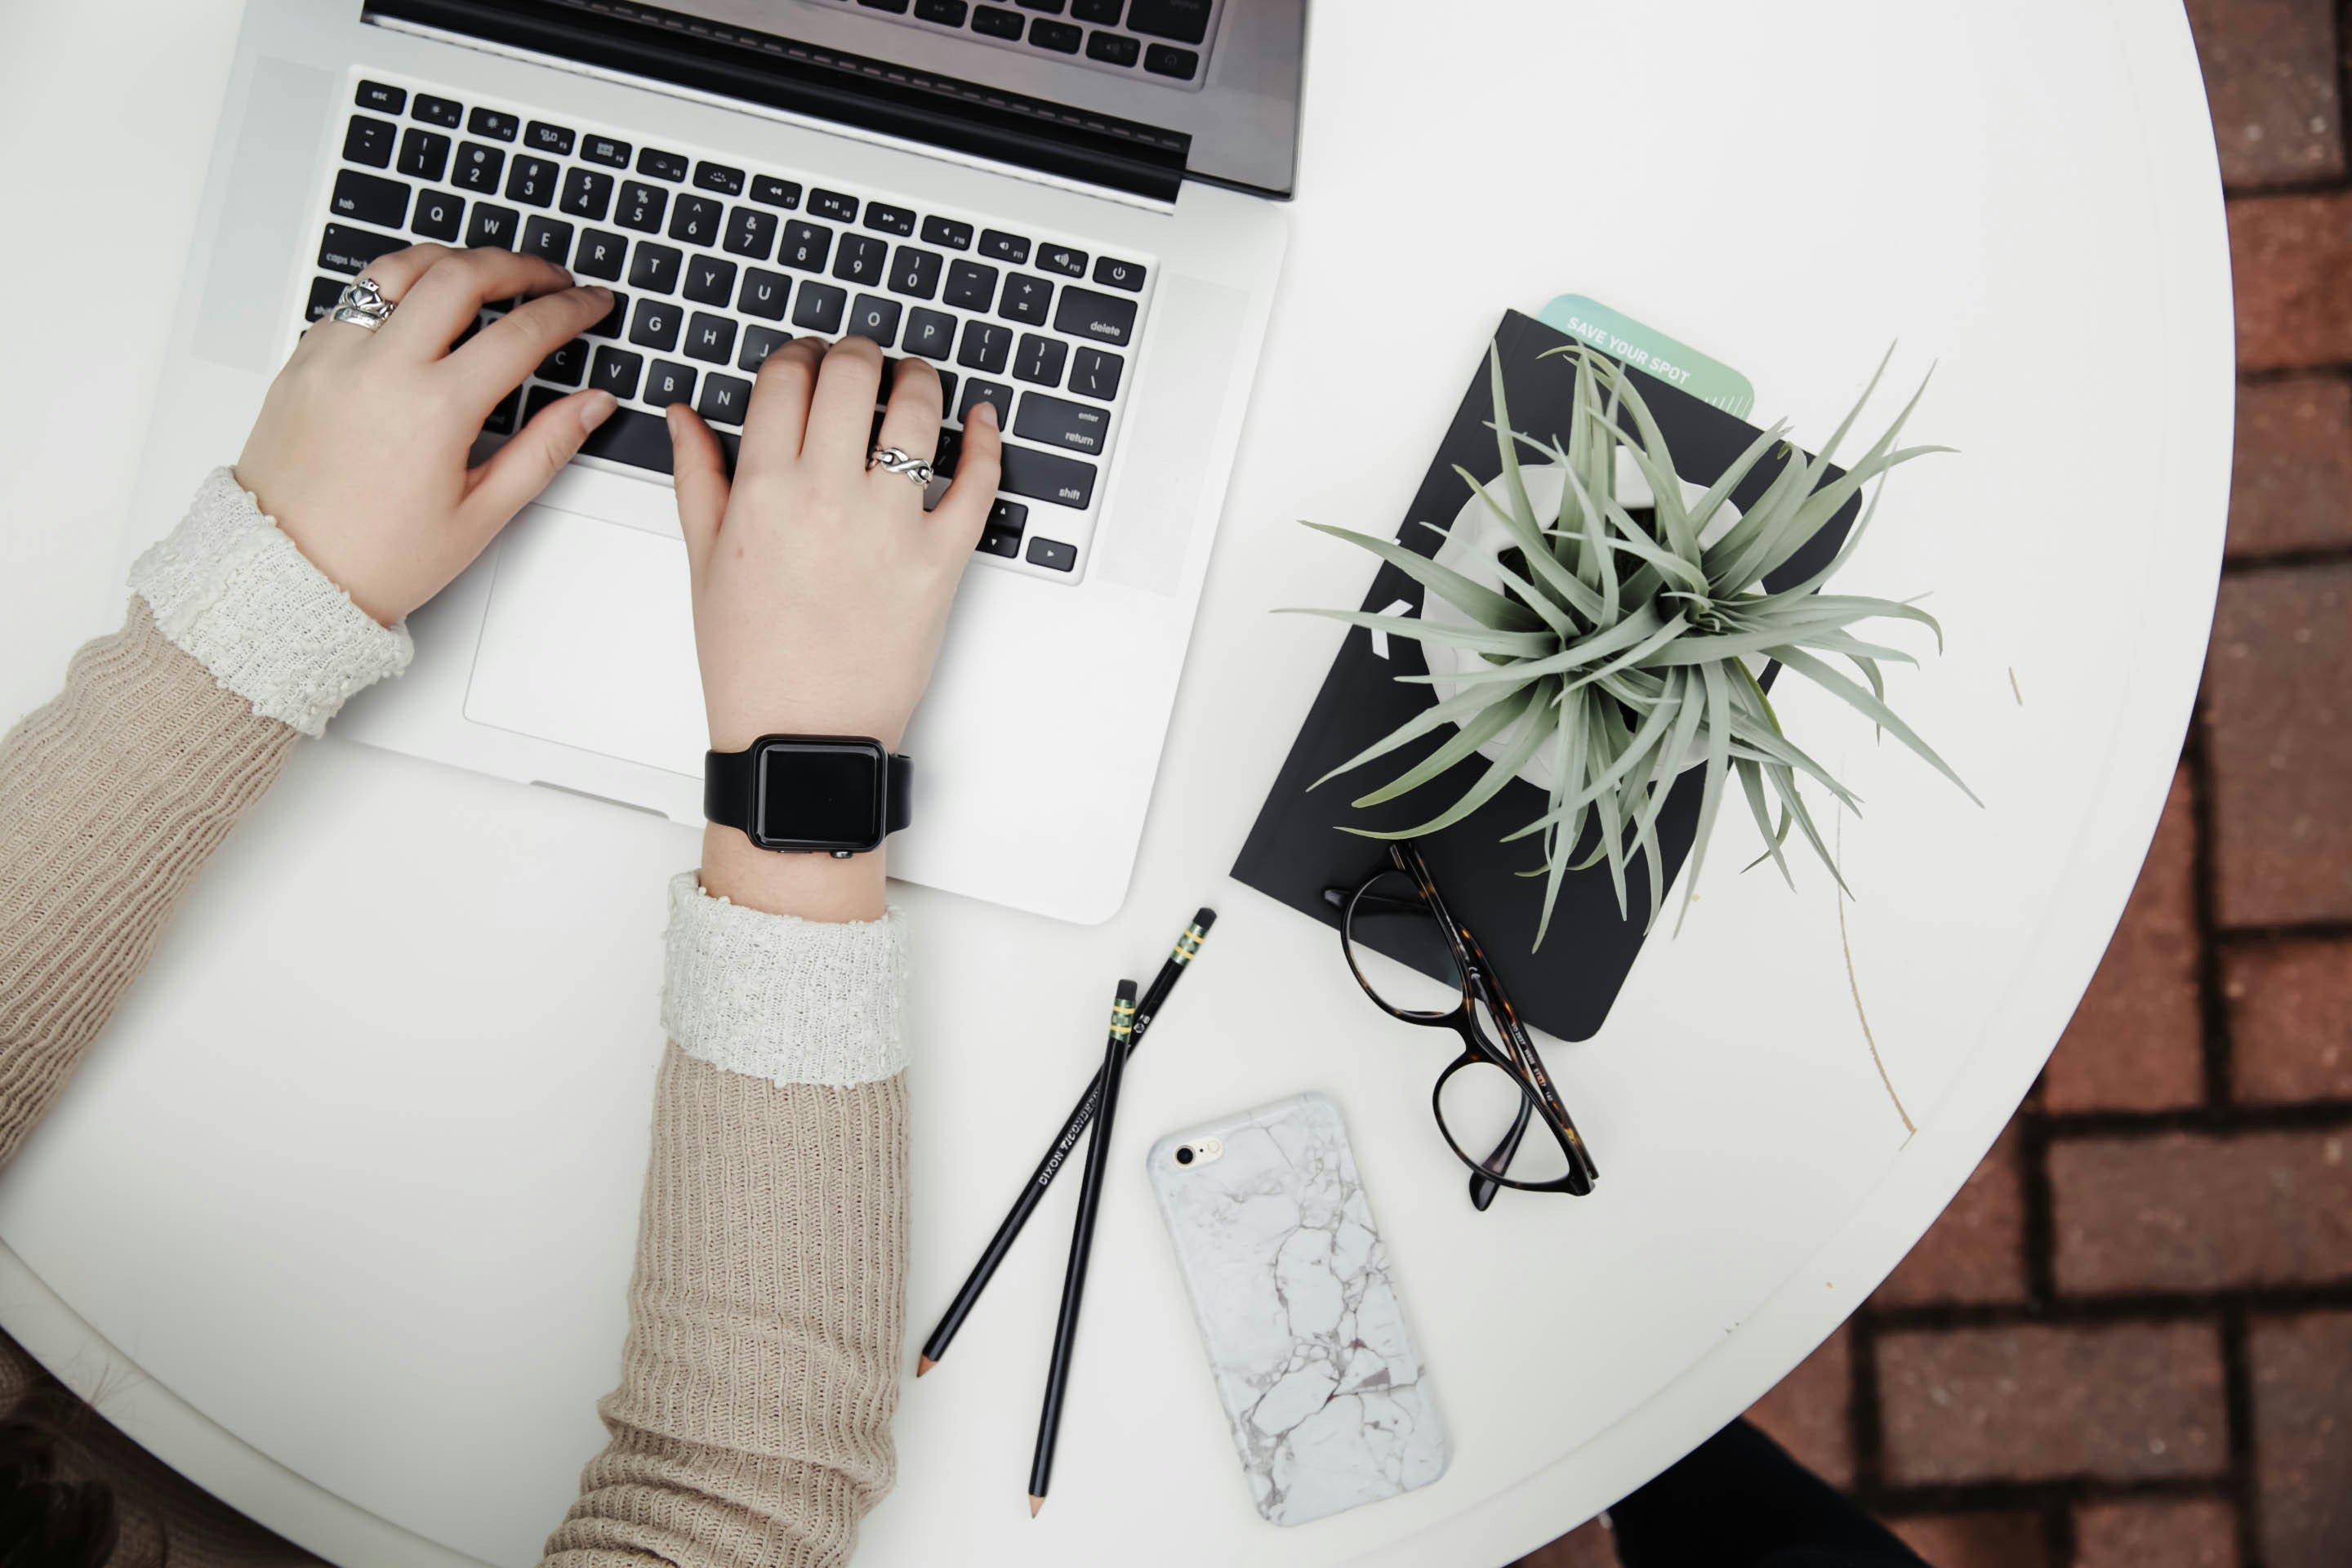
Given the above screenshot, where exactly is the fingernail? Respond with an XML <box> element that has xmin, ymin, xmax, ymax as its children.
<box><xmin>581</xmin><ymin>390</ymin><xmax>617</xmax><ymax>432</ymax></box>
<box><xmin>586</xmin><ymin>284</ymin><xmax>613</xmax><ymax>299</ymax></box>
<box><xmin>971</xmin><ymin>399</ymin><xmax>1000</xmax><ymax>430</ymax></box>
<box><xmin>664</xmin><ymin>403</ymin><xmax>682</xmax><ymax>436</ymax></box>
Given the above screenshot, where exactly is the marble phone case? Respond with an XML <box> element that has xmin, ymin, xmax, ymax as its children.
<box><xmin>1147</xmin><ymin>1092</ymin><xmax>1450</xmax><ymax>1526</ymax></box>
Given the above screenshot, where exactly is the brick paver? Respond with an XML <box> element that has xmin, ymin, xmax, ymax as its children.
<box><xmin>2185</xmin><ymin>0</ymin><xmax>2343</xmax><ymax>189</ymax></box>
<box><xmin>2231</xmin><ymin>194</ymin><xmax>2352</xmax><ymax>372</ymax></box>
<box><xmin>2229</xmin><ymin>378</ymin><xmax>2352</xmax><ymax>559</ymax></box>
<box><xmin>2052</xmin><ymin>1129</ymin><xmax>2352</xmax><ymax>1293</ymax></box>
<box><xmin>2250</xmin><ymin>1312</ymin><xmax>2352</xmax><ymax>1566</ymax></box>
<box><xmin>2043</xmin><ymin>768</ymin><xmax>2206</xmax><ymax>1113</ymax></box>
<box><xmin>2205</xmin><ymin>565</ymin><xmax>2352</xmax><ymax>926</ymax></box>
<box><xmin>2074</xmin><ymin>1498</ymin><xmax>2241</xmax><ymax>1568</ymax></box>
<box><xmin>1890</xmin><ymin>1511</ymin><xmax>2052</xmax><ymax>1568</ymax></box>
<box><xmin>1745</xmin><ymin>1325</ymin><xmax>1855</xmax><ymax>1487</ymax></box>
<box><xmin>2227</xmin><ymin>937</ymin><xmax>2352</xmax><ymax>1101</ymax></box>
<box><xmin>1873</xmin><ymin>1129</ymin><xmax>2029</xmax><ymax>1304</ymax></box>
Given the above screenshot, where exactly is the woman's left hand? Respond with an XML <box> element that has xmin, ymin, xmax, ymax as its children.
<box><xmin>234</xmin><ymin>243</ymin><xmax>619</xmax><ymax>625</ymax></box>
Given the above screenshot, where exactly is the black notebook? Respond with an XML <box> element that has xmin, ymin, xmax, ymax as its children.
<box><xmin>1232</xmin><ymin>310</ymin><xmax>1861</xmax><ymax>1041</ymax></box>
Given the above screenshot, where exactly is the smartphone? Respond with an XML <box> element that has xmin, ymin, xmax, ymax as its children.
<box><xmin>1147</xmin><ymin>1091</ymin><xmax>1450</xmax><ymax>1526</ymax></box>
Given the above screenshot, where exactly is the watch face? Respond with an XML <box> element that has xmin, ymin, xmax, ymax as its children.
<box><xmin>754</xmin><ymin>739</ymin><xmax>887</xmax><ymax>852</ymax></box>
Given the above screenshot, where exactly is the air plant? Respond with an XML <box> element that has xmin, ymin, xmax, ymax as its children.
<box><xmin>1290</xmin><ymin>343</ymin><xmax>1976</xmax><ymax>947</ymax></box>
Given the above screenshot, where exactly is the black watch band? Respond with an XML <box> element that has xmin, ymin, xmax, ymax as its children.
<box><xmin>704</xmin><ymin>737</ymin><xmax>911</xmax><ymax>854</ymax></box>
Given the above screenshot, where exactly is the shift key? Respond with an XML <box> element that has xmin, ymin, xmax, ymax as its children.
<box><xmin>1013</xmin><ymin>392</ymin><xmax>1110</xmax><ymax>456</ymax></box>
<box><xmin>999</xmin><ymin>443</ymin><xmax>1097</xmax><ymax>510</ymax></box>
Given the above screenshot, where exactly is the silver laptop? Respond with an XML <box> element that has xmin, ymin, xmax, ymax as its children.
<box><xmin>124</xmin><ymin>0</ymin><xmax>1298</xmax><ymax>923</ymax></box>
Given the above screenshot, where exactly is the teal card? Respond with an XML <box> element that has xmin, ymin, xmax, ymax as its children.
<box><xmin>1538</xmin><ymin>294</ymin><xmax>1756</xmax><ymax>419</ymax></box>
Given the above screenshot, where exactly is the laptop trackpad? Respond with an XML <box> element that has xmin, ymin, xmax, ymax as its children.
<box><xmin>463</xmin><ymin>505</ymin><xmax>706</xmax><ymax>776</ymax></box>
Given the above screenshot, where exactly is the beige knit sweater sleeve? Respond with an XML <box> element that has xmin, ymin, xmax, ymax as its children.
<box><xmin>0</xmin><ymin>472</ymin><xmax>911</xmax><ymax>1568</ymax></box>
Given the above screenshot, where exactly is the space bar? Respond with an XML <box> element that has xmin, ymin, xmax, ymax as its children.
<box><xmin>576</xmin><ymin>408</ymin><xmax>738</xmax><ymax>476</ymax></box>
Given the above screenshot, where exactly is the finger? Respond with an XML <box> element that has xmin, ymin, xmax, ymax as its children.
<box><xmin>668</xmin><ymin>403</ymin><xmax>733</xmax><ymax>577</ymax></box>
<box><xmin>873</xmin><ymin>356</ymin><xmax>945</xmax><ymax>467</ymax></box>
<box><xmin>738</xmin><ymin>336</ymin><xmax>826</xmax><ymax>476</ymax></box>
<box><xmin>802</xmin><ymin>336</ymin><xmax>887</xmax><ymax>471</ymax></box>
<box><xmin>309</xmin><ymin>244</ymin><xmax>452</xmax><ymax>347</ymax></box>
<box><xmin>930</xmin><ymin>397</ymin><xmax>1002</xmax><ymax>549</ymax></box>
<box><xmin>444</xmin><ymin>285</ymin><xmax>615</xmax><ymax>411</ymax></box>
<box><xmin>378</xmin><ymin>247</ymin><xmax>576</xmax><ymax>359</ymax></box>
<box><xmin>459</xmin><ymin>387</ymin><xmax>618</xmax><ymax>532</ymax></box>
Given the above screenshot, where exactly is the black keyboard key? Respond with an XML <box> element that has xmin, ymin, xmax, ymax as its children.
<box><xmin>1128</xmin><ymin>0</ymin><xmax>1209</xmax><ymax>42</ymax></box>
<box><xmin>739</xmin><ymin>267</ymin><xmax>791</xmax><ymax>320</ymax></box>
<box><xmin>973</xmin><ymin>5</ymin><xmax>1024</xmax><ymax>38</ymax></box>
<box><xmin>573</xmin><ymin>228</ymin><xmax>627</xmax><ymax>281</ymax></box>
<box><xmin>344</xmin><ymin>114</ymin><xmax>396</xmax><ymax>168</ymax></box>
<box><xmin>978</xmin><ymin>498</ymin><xmax>1027</xmax><ymax>556</ymax></box>
<box><xmin>464</xmin><ymin>203</ymin><xmax>521</xmax><ymax>250</ymax></box>
<box><xmin>902</xmin><ymin>307</ymin><xmax>956</xmax><ymax>360</ymax></box>
<box><xmin>522</xmin><ymin>216</ymin><xmax>574</xmax><ymax>265</ymax></box>
<box><xmin>1002</xmin><ymin>445</ymin><xmax>1095</xmax><ymax>508</ymax></box>
<box><xmin>453</xmin><ymin>141</ymin><xmax>505</xmax><ymax>193</ymax></box>
<box><xmin>1092</xmin><ymin>256</ymin><xmax>1146</xmax><ymax>292</ymax></box>
<box><xmin>834</xmin><ymin>233</ymin><xmax>888</xmax><ymax>287</ymax></box>
<box><xmin>809</xmin><ymin>189</ymin><xmax>859</xmax><ymax>223</ymax></box>
<box><xmin>358</xmin><ymin>80</ymin><xmax>407</xmax><ymax>114</ymax></box>
<box><xmin>1019</xmin><ymin>0</ymin><xmax>1065</xmax><ymax>9</ymax></box>
<box><xmin>684</xmin><ymin>312</ymin><xmax>738</xmax><ymax>363</ymax></box>
<box><xmin>1143</xmin><ymin>42</ymin><xmax>1199</xmax><ymax>79</ymax></box>
<box><xmin>317</xmin><ymin>222</ymin><xmax>405</xmax><ymax>274</ymax></box>
<box><xmin>581</xmin><ymin>407</ymin><xmax>678</xmax><ymax>471</ymax></box>
<box><xmin>484</xmin><ymin>390</ymin><xmax>521</xmax><ymax>435</ymax></box>
<box><xmin>645</xmin><ymin>360</ymin><xmax>697</xmax><ymax>408</ymax></box>
<box><xmin>751</xmin><ymin>175</ymin><xmax>802</xmax><ymax>209</ymax></box>
<box><xmin>915</xmin><ymin>0</ymin><xmax>969</xmax><ymax>22</ymax></box>
<box><xmin>587</xmin><ymin>289</ymin><xmax>629</xmax><ymax>337</ymax></box>
<box><xmin>944</xmin><ymin>258</ymin><xmax>998</xmax><ymax>310</ymax></box>
<box><xmin>1036</xmin><ymin>243</ymin><xmax>1086</xmax><ymax>278</ymax></box>
<box><xmin>860</xmin><ymin>0</ymin><xmax>911</xmax><ymax>11</ymax></box>
<box><xmin>1025</xmin><ymin>537</ymin><xmax>1077</xmax><ymax>572</ymax></box>
<box><xmin>698</xmin><ymin>372</ymin><xmax>754</xmax><ymax>425</ymax></box>
<box><xmin>979</xmin><ymin>228</ymin><xmax>1031</xmax><ymax>265</ymax></box>
<box><xmin>581</xmin><ymin>134</ymin><xmax>631</xmax><ymax>168</ymax></box>
<box><xmin>779</xmin><ymin>220</ymin><xmax>832</xmax><ymax>272</ymax></box>
<box><xmin>864</xmin><ymin>203</ymin><xmax>915</xmax><ymax>238</ymax></box>
<box><xmin>693</xmin><ymin>161</ymin><xmax>745</xmax><ymax>196</ymax></box>
<box><xmin>684</xmin><ymin>254</ymin><xmax>738</xmax><ymax>305</ymax></box>
<box><xmin>1013</xmin><ymin>332</ymin><xmax>1067</xmax><ymax>385</ymax></box>
<box><xmin>1073</xmin><ymin>0</ymin><xmax>1122</xmax><ymax>22</ymax></box>
<box><xmin>668</xmin><ymin>195</ymin><xmax>723</xmax><ymax>247</ymax></box>
<box><xmin>537</xmin><ymin>336</ymin><xmax>590</xmax><ymax>386</ymax></box>
<box><xmin>724</xmin><ymin>207</ymin><xmax>777</xmax><ymax>261</ymax></box>
<box><xmin>305</xmin><ymin>275</ymin><xmax>345</xmax><ymax>322</ymax></box>
<box><xmin>999</xmin><ymin>273</ymin><xmax>1054</xmax><ymax>325</ymax></box>
<box><xmin>617</xmin><ymin>181</ymin><xmax>667</xmax><ymax>233</ymax></box>
<box><xmin>888</xmin><ymin>247</ymin><xmax>943</xmax><ymax>300</ymax></box>
<box><xmin>590</xmin><ymin>346</ymin><xmax>644</xmax><ymax>400</ymax></box>
<box><xmin>1053</xmin><ymin>285</ymin><xmax>1139</xmax><ymax>347</ymax></box>
<box><xmin>630</xmin><ymin>298</ymin><xmax>683</xmax><ymax>352</ymax></box>
<box><xmin>638</xmin><ymin>147</ymin><xmax>689</xmax><ymax>181</ymax></box>
<box><xmin>1069</xmin><ymin>345</ymin><xmax>1123</xmax><ymax>400</ymax></box>
<box><xmin>506</xmin><ymin>155</ymin><xmax>559</xmax><ymax>207</ymax></box>
<box><xmin>921</xmin><ymin>216</ymin><xmax>973</xmax><ymax>251</ymax></box>
<box><xmin>740</xmin><ymin>325</ymin><xmax>791</xmax><ymax>372</ymax></box>
<box><xmin>469</xmin><ymin>107</ymin><xmax>519</xmax><ymax>141</ymax></box>
<box><xmin>1030</xmin><ymin>18</ymin><xmax>1081</xmax><ymax>51</ymax></box>
<box><xmin>1086</xmin><ymin>31</ymin><xmax>1140</xmax><ymax>66</ymax></box>
<box><xmin>560</xmin><ymin>167</ymin><xmax>615</xmax><ymax>222</ymax></box>
<box><xmin>937</xmin><ymin>369</ymin><xmax>960</xmax><ymax>410</ymax></box>
<box><xmin>523</xmin><ymin>120</ymin><xmax>573</xmax><ymax>156</ymax></box>
<box><xmin>396</xmin><ymin>127</ymin><xmax>452</xmax><ymax>182</ymax></box>
<box><xmin>958</xmin><ymin>378</ymin><xmax>1014</xmax><ymax>425</ymax></box>
<box><xmin>412</xmin><ymin>94</ymin><xmax>463</xmax><ymax>128</ymax></box>
<box><xmin>845</xmin><ymin>294</ymin><xmax>902</xmax><ymax>347</ymax></box>
<box><xmin>1013</xmin><ymin>390</ymin><xmax>1109</xmax><ymax>455</ymax></box>
<box><xmin>629</xmin><ymin>242</ymin><xmax>683</xmax><ymax>294</ymax></box>
<box><xmin>957</xmin><ymin>319</ymin><xmax>1012</xmax><ymax>374</ymax></box>
<box><xmin>412</xmin><ymin>190</ymin><xmax>466</xmax><ymax>242</ymax></box>
<box><xmin>332</xmin><ymin>170</ymin><xmax>409</xmax><ymax>229</ymax></box>
<box><xmin>792</xmin><ymin>280</ymin><xmax>847</xmax><ymax>333</ymax></box>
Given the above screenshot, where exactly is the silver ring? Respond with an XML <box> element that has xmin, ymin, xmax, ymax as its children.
<box><xmin>327</xmin><ymin>276</ymin><xmax>397</xmax><ymax>333</ymax></box>
<box><xmin>867</xmin><ymin>445</ymin><xmax>934</xmax><ymax>488</ymax></box>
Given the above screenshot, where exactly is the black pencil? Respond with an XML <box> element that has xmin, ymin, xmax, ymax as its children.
<box><xmin>1028</xmin><ymin>980</ymin><xmax>1136</xmax><ymax>1516</ymax></box>
<box><xmin>916</xmin><ymin>907</ymin><xmax>1215</xmax><ymax>1375</ymax></box>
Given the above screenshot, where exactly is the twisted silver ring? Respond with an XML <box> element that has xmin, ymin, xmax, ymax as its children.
<box><xmin>327</xmin><ymin>276</ymin><xmax>397</xmax><ymax>333</ymax></box>
<box><xmin>867</xmin><ymin>445</ymin><xmax>934</xmax><ymax>488</ymax></box>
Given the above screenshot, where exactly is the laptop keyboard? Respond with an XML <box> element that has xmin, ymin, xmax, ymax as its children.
<box><xmin>310</xmin><ymin>74</ymin><xmax>1160</xmax><ymax>583</ymax></box>
<box><xmin>806</xmin><ymin>0</ymin><xmax>1219</xmax><ymax>89</ymax></box>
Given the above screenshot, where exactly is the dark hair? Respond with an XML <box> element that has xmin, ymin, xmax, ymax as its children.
<box><xmin>0</xmin><ymin>1402</ymin><xmax>118</xmax><ymax>1568</ymax></box>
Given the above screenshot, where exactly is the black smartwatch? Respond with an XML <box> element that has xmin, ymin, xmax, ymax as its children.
<box><xmin>704</xmin><ymin>735</ymin><xmax>912</xmax><ymax>857</ymax></box>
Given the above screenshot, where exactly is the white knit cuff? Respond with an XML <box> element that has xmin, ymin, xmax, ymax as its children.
<box><xmin>661</xmin><ymin>871</ymin><xmax>910</xmax><ymax>1087</ymax></box>
<box><xmin>128</xmin><ymin>467</ymin><xmax>414</xmax><ymax>738</ymax></box>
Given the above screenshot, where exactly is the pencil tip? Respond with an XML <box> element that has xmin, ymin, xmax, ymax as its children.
<box><xmin>1029</xmin><ymin>1496</ymin><xmax>1045</xmax><ymax>1517</ymax></box>
<box><xmin>915</xmin><ymin>1356</ymin><xmax>934</xmax><ymax>1377</ymax></box>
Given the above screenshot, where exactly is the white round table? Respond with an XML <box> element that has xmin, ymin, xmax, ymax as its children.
<box><xmin>0</xmin><ymin>2</ymin><xmax>2230</xmax><ymax>1564</ymax></box>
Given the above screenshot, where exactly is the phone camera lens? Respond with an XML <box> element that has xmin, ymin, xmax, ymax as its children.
<box><xmin>1174</xmin><ymin>1146</ymin><xmax>1195</xmax><ymax>1166</ymax></box>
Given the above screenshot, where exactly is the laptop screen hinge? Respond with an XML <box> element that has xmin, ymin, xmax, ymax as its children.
<box><xmin>362</xmin><ymin>0</ymin><xmax>1190</xmax><ymax>207</ymax></box>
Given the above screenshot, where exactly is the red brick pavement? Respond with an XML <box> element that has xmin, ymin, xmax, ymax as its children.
<box><xmin>1514</xmin><ymin>4</ymin><xmax>2352</xmax><ymax>1564</ymax></box>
